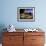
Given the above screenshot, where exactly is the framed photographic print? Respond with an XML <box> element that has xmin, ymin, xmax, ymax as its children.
<box><xmin>17</xmin><ymin>7</ymin><xmax>35</xmax><ymax>22</ymax></box>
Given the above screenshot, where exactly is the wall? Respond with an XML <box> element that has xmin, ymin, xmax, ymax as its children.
<box><xmin>0</xmin><ymin>0</ymin><xmax>46</xmax><ymax>30</ymax></box>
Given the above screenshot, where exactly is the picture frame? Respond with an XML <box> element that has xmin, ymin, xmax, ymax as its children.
<box><xmin>17</xmin><ymin>7</ymin><xmax>35</xmax><ymax>22</ymax></box>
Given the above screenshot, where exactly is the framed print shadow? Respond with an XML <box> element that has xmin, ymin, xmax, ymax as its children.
<box><xmin>17</xmin><ymin>7</ymin><xmax>35</xmax><ymax>22</ymax></box>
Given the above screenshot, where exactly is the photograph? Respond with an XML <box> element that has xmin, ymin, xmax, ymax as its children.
<box><xmin>17</xmin><ymin>7</ymin><xmax>35</xmax><ymax>22</ymax></box>
<box><xmin>20</xmin><ymin>9</ymin><xmax>33</xmax><ymax>19</ymax></box>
